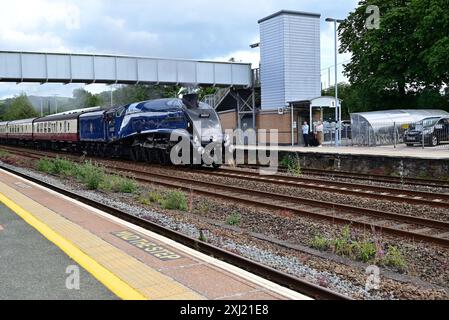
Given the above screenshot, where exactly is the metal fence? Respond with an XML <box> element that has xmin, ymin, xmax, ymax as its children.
<box><xmin>319</xmin><ymin>118</ymin><xmax>449</xmax><ymax>149</ymax></box>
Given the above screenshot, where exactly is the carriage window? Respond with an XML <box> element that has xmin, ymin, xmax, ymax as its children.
<box><xmin>68</xmin><ymin>122</ymin><xmax>70</xmax><ymax>131</ymax></box>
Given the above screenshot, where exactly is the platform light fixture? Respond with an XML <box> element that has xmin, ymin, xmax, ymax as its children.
<box><xmin>250</xmin><ymin>43</ymin><xmax>260</xmax><ymax>49</ymax></box>
<box><xmin>326</xmin><ymin>17</ymin><xmax>345</xmax><ymax>147</ymax></box>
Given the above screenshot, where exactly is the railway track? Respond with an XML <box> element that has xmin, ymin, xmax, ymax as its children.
<box><xmin>3</xmin><ymin>145</ymin><xmax>449</xmax><ymax>209</ymax></box>
<box><xmin>240</xmin><ymin>165</ymin><xmax>449</xmax><ymax>190</ymax></box>
<box><xmin>2</xmin><ymin>145</ymin><xmax>449</xmax><ymax>247</ymax></box>
<box><xmin>211</xmin><ymin>167</ymin><xmax>449</xmax><ymax>209</ymax></box>
<box><xmin>0</xmin><ymin>163</ymin><xmax>349</xmax><ymax>300</ymax></box>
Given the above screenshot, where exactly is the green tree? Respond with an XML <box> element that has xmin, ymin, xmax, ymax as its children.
<box><xmin>3</xmin><ymin>94</ymin><xmax>39</xmax><ymax>121</ymax></box>
<box><xmin>102</xmin><ymin>85</ymin><xmax>182</xmax><ymax>107</ymax></box>
<box><xmin>197</xmin><ymin>87</ymin><xmax>217</xmax><ymax>101</ymax></box>
<box><xmin>339</xmin><ymin>0</ymin><xmax>449</xmax><ymax>111</ymax></box>
<box><xmin>72</xmin><ymin>89</ymin><xmax>102</xmax><ymax>108</ymax></box>
<box><xmin>0</xmin><ymin>101</ymin><xmax>6</xmax><ymax>120</ymax></box>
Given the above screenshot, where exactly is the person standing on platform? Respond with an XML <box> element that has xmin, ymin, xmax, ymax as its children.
<box><xmin>316</xmin><ymin>121</ymin><xmax>324</xmax><ymax>147</ymax></box>
<box><xmin>302</xmin><ymin>121</ymin><xmax>310</xmax><ymax>147</ymax></box>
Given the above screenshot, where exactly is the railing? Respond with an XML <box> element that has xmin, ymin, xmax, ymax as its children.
<box><xmin>203</xmin><ymin>87</ymin><xmax>231</xmax><ymax>109</ymax></box>
<box><xmin>316</xmin><ymin>120</ymin><xmax>449</xmax><ymax>150</ymax></box>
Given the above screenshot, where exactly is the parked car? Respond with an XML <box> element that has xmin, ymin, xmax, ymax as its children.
<box><xmin>404</xmin><ymin>117</ymin><xmax>449</xmax><ymax>147</ymax></box>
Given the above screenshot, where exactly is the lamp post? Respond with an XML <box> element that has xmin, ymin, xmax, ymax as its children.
<box><xmin>53</xmin><ymin>94</ymin><xmax>60</xmax><ymax>114</ymax></box>
<box><xmin>326</xmin><ymin>17</ymin><xmax>345</xmax><ymax>147</ymax></box>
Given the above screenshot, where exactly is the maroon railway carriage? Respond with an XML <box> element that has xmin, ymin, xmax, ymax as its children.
<box><xmin>33</xmin><ymin>113</ymin><xmax>80</xmax><ymax>150</ymax></box>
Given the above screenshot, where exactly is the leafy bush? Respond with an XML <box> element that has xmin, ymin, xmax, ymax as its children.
<box><xmin>226</xmin><ymin>213</ymin><xmax>241</xmax><ymax>226</ymax></box>
<box><xmin>281</xmin><ymin>154</ymin><xmax>302</xmax><ymax>177</ymax></box>
<box><xmin>355</xmin><ymin>241</ymin><xmax>377</xmax><ymax>263</ymax></box>
<box><xmin>72</xmin><ymin>162</ymin><xmax>105</xmax><ymax>190</ymax></box>
<box><xmin>332</xmin><ymin>226</ymin><xmax>355</xmax><ymax>257</ymax></box>
<box><xmin>50</xmin><ymin>158</ymin><xmax>74</xmax><ymax>176</ymax></box>
<box><xmin>37</xmin><ymin>158</ymin><xmax>53</xmax><ymax>173</ymax></box>
<box><xmin>162</xmin><ymin>190</ymin><xmax>188</xmax><ymax>211</ymax></box>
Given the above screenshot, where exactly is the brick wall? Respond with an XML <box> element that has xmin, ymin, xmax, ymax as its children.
<box><xmin>219</xmin><ymin>111</ymin><xmax>237</xmax><ymax>131</ymax></box>
<box><xmin>257</xmin><ymin>112</ymin><xmax>297</xmax><ymax>145</ymax></box>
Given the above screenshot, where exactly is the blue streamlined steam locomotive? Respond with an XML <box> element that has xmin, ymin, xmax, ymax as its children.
<box><xmin>0</xmin><ymin>94</ymin><xmax>225</xmax><ymax>167</ymax></box>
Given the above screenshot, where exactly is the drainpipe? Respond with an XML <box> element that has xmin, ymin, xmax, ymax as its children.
<box><xmin>291</xmin><ymin>104</ymin><xmax>294</xmax><ymax>147</ymax></box>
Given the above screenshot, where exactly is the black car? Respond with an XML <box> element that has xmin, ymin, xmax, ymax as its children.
<box><xmin>405</xmin><ymin>117</ymin><xmax>449</xmax><ymax>147</ymax></box>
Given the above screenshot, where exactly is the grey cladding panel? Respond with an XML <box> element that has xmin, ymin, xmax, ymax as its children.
<box><xmin>94</xmin><ymin>56</ymin><xmax>115</xmax><ymax>80</ymax></box>
<box><xmin>0</xmin><ymin>53</ymin><xmax>21</xmax><ymax>78</ymax></box>
<box><xmin>47</xmin><ymin>55</ymin><xmax>71</xmax><ymax>79</ymax></box>
<box><xmin>71</xmin><ymin>55</ymin><xmax>94</xmax><ymax>80</ymax></box>
<box><xmin>22</xmin><ymin>54</ymin><xmax>46</xmax><ymax>79</ymax></box>
<box><xmin>117</xmin><ymin>57</ymin><xmax>138</xmax><ymax>81</ymax></box>
<box><xmin>137</xmin><ymin>59</ymin><xmax>157</xmax><ymax>82</ymax></box>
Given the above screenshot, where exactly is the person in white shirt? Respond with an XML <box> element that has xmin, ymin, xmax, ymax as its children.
<box><xmin>302</xmin><ymin>122</ymin><xmax>310</xmax><ymax>147</ymax></box>
<box><xmin>316</xmin><ymin>121</ymin><xmax>324</xmax><ymax>147</ymax></box>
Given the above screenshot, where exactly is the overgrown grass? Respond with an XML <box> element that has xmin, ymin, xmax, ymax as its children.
<box><xmin>310</xmin><ymin>235</ymin><xmax>330</xmax><ymax>251</ymax></box>
<box><xmin>226</xmin><ymin>212</ymin><xmax>241</xmax><ymax>226</ymax></box>
<box><xmin>140</xmin><ymin>190</ymin><xmax>165</xmax><ymax>206</ymax></box>
<box><xmin>198</xmin><ymin>230</ymin><xmax>208</xmax><ymax>242</ymax></box>
<box><xmin>381</xmin><ymin>245</ymin><xmax>407</xmax><ymax>271</ymax></box>
<box><xmin>36</xmin><ymin>158</ymin><xmax>136</xmax><ymax>193</ymax></box>
<box><xmin>280</xmin><ymin>154</ymin><xmax>302</xmax><ymax>177</ymax></box>
<box><xmin>37</xmin><ymin>158</ymin><xmax>54</xmax><ymax>173</ymax></box>
<box><xmin>354</xmin><ymin>241</ymin><xmax>377</xmax><ymax>263</ymax></box>
<box><xmin>0</xmin><ymin>150</ymin><xmax>10</xmax><ymax>158</ymax></box>
<box><xmin>101</xmin><ymin>175</ymin><xmax>138</xmax><ymax>193</ymax></box>
<box><xmin>161</xmin><ymin>190</ymin><xmax>188</xmax><ymax>211</ymax></box>
<box><xmin>310</xmin><ymin>226</ymin><xmax>408</xmax><ymax>271</ymax></box>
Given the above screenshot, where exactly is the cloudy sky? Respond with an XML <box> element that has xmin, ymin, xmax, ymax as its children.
<box><xmin>0</xmin><ymin>0</ymin><xmax>358</xmax><ymax>99</ymax></box>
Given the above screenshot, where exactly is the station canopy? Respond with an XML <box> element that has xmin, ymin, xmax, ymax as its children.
<box><xmin>351</xmin><ymin>109</ymin><xmax>449</xmax><ymax>146</ymax></box>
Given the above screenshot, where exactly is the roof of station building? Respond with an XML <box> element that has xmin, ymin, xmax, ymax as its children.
<box><xmin>258</xmin><ymin>10</ymin><xmax>321</xmax><ymax>24</ymax></box>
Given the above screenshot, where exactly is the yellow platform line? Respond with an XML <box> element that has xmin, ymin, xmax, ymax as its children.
<box><xmin>0</xmin><ymin>191</ymin><xmax>147</xmax><ymax>301</ymax></box>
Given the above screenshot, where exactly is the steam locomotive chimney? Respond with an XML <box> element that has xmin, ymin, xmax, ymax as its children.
<box><xmin>182</xmin><ymin>94</ymin><xmax>199</xmax><ymax>109</ymax></box>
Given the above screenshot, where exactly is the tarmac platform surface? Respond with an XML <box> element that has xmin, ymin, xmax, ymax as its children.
<box><xmin>0</xmin><ymin>203</ymin><xmax>117</xmax><ymax>300</ymax></box>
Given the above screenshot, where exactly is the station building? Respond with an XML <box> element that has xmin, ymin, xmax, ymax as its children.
<box><xmin>208</xmin><ymin>10</ymin><xmax>338</xmax><ymax>145</ymax></box>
